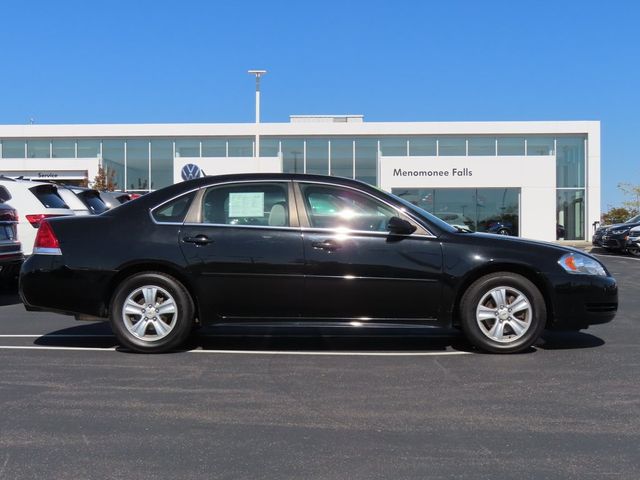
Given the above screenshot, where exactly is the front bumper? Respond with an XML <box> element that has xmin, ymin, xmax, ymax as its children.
<box><xmin>546</xmin><ymin>273</ymin><xmax>617</xmax><ymax>330</ymax></box>
<box><xmin>600</xmin><ymin>234</ymin><xmax>626</xmax><ymax>250</ymax></box>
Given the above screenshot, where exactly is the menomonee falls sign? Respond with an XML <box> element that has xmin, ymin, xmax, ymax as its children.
<box><xmin>393</xmin><ymin>167</ymin><xmax>473</xmax><ymax>177</ymax></box>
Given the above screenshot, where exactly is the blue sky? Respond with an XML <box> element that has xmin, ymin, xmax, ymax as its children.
<box><xmin>1</xmin><ymin>0</ymin><xmax>638</xmax><ymax>208</ymax></box>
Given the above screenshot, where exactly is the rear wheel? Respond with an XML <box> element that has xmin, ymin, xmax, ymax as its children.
<box><xmin>497</xmin><ymin>228</ymin><xmax>510</xmax><ymax>236</ymax></box>
<box><xmin>110</xmin><ymin>272</ymin><xmax>194</xmax><ymax>353</ymax></box>
<box><xmin>459</xmin><ymin>272</ymin><xmax>546</xmax><ymax>353</ymax></box>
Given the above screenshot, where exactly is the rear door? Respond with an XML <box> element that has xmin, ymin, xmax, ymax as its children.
<box><xmin>179</xmin><ymin>181</ymin><xmax>305</xmax><ymax>319</ymax></box>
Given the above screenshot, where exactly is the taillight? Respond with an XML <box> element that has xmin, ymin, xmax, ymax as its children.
<box><xmin>25</xmin><ymin>214</ymin><xmax>61</xmax><ymax>228</ymax></box>
<box><xmin>33</xmin><ymin>220</ymin><xmax>62</xmax><ymax>255</ymax></box>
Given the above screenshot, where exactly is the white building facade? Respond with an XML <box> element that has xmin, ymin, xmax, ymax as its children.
<box><xmin>0</xmin><ymin>118</ymin><xmax>599</xmax><ymax>242</ymax></box>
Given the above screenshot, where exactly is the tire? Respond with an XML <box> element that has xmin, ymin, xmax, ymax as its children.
<box><xmin>497</xmin><ymin>228</ymin><xmax>510</xmax><ymax>236</ymax></box>
<box><xmin>628</xmin><ymin>246</ymin><xmax>640</xmax><ymax>257</ymax></box>
<box><xmin>459</xmin><ymin>272</ymin><xmax>546</xmax><ymax>353</ymax></box>
<box><xmin>110</xmin><ymin>272</ymin><xmax>195</xmax><ymax>353</ymax></box>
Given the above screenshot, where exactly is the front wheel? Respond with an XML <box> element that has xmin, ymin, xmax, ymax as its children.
<box><xmin>459</xmin><ymin>272</ymin><xmax>546</xmax><ymax>353</ymax></box>
<box><xmin>627</xmin><ymin>245</ymin><xmax>640</xmax><ymax>257</ymax></box>
<box><xmin>110</xmin><ymin>272</ymin><xmax>195</xmax><ymax>353</ymax></box>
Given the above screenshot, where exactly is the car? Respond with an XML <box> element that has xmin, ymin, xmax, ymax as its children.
<box><xmin>55</xmin><ymin>185</ymin><xmax>110</xmax><ymax>216</ymax></box>
<box><xmin>99</xmin><ymin>191</ymin><xmax>134</xmax><ymax>209</ymax></box>
<box><xmin>625</xmin><ymin>226</ymin><xmax>640</xmax><ymax>257</ymax></box>
<box><xmin>0</xmin><ymin>186</ymin><xmax>23</xmax><ymax>286</ymax></box>
<box><xmin>0</xmin><ymin>177</ymin><xmax>74</xmax><ymax>255</ymax></box>
<box><xmin>19</xmin><ymin>173</ymin><xmax>618</xmax><ymax>354</ymax></box>
<box><xmin>592</xmin><ymin>214</ymin><xmax>640</xmax><ymax>249</ymax></box>
<box><xmin>433</xmin><ymin>212</ymin><xmax>475</xmax><ymax>231</ymax></box>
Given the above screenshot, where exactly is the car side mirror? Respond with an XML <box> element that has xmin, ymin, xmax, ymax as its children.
<box><xmin>387</xmin><ymin>216</ymin><xmax>417</xmax><ymax>235</ymax></box>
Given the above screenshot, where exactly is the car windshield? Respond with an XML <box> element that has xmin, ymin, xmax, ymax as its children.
<box><xmin>384</xmin><ymin>190</ymin><xmax>457</xmax><ymax>233</ymax></box>
<box><xmin>625</xmin><ymin>214</ymin><xmax>640</xmax><ymax>224</ymax></box>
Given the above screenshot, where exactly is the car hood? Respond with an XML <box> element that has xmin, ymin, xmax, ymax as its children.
<box><xmin>462</xmin><ymin>232</ymin><xmax>591</xmax><ymax>257</ymax></box>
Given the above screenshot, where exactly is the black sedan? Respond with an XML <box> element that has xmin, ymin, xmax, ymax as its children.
<box><xmin>19</xmin><ymin>174</ymin><xmax>618</xmax><ymax>353</ymax></box>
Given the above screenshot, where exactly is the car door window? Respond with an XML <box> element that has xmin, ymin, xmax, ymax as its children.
<box><xmin>201</xmin><ymin>183</ymin><xmax>289</xmax><ymax>227</ymax></box>
<box><xmin>300</xmin><ymin>183</ymin><xmax>397</xmax><ymax>232</ymax></box>
<box><xmin>152</xmin><ymin>192</ymin><xmax>196</xmax><ymax>223</ymax></box>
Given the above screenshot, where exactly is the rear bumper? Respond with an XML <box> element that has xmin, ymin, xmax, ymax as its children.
<box><xmin>547</xmin><ymin>274</ymin><xmax>618</xmax><ymax>330</ymax></box>
<box><xmin>20</xmin><ymin>254</ymin><xmax>110</xmax><ymax>318</ymax></box>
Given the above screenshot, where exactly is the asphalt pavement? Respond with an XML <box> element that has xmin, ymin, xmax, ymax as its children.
<box><xmin>0</xmin><ymin>254</ymin><xmax>638</xmax><ymax>479</ymax></box>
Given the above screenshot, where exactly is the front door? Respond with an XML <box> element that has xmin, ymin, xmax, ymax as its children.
<box><xmin>179</xmin><ymin>181</ymin><xmax>305</xmax><ymax>320</ymax></box>
<box><xmin>296</xmin><ymin>182</ymin><xmax>443</xmax><ymax>321</ymax></box>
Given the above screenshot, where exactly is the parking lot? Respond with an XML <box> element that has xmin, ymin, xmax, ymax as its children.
<box><xmin>0</xmin><ymin>253</ymin><xmax>638</xmax><ymax>479</ymax></box>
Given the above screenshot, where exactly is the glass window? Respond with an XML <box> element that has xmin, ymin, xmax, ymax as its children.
<box><xmin>1</xmin><ymin>140</ymin><xmax>25</xmax><ymax>158</ymax></box>
<box><xmin>556</xmin><ymin>137</ymin><xmax>585</xmax><ymax>188</ymax></box>
<box><xmin>438</xmin><ymin>137</ymin><xmax>466</xmax><ymax>156</ymax></box>
<box><xmin>202</xmin><ymin>139</ymin><xmax>226</xmax><ymax>157</ymax></box>
<box><xmin>29</xmin><ymin>185</ymin><xmax>68</xmax><ymax>209</ymax></box>
<box><xmin>468</xmin><ymin>137</ymin><xmax>496</xmax><ymax>156</ymax></box>
<box><xmin>281</xmin><ymin>139</ymin><xmax>304</xmax><ymax>173</ymax></box>
<box><xmin>330</xmin><ymin>139</ymin><xmax>353</xmax><ymax>178</ymax></box>
<box><xmin>355</xmin><ymin>138</ymin><xmax>377</xmax><ymax>185</ymax></box>
<box><xmin>78</xmin><ymin>139</ymin><xmax>100</xmax><ymax>158</ymax></box>
<box><xmin>380</xmin><ymin>138</ymin><xmax>407</xmax><ymax>156</ymax></box>
<box><xmin>409</xmin><ymin>137</ymin><xmax>437</xmax><ymax>156</ymax></box>
<box><xmin>201</xmin><ymin>182</ymin><xmax>289</xmax><ymax>227</ymax></box>
<box><xmin>391</xmin><ymin>187</ymin><xmax>521</xmax><ymax>236</ymax></box>
<box><xmin>152</xmin><ymin>192</ymin><xmax>195</xmax><ymax>223</ymax></box>
<box><xmin>306</xmin><ymin>139</ymin><xmax>329</xmax><ymax>175</ymax></box>
<box><xmin>175</xmin><ymin>139</ymin><xmax>200</xmax><ymax>157</ymax></box>
<box><xmin>259</xmin><ymin>138</ymin><xmax>279</xmax><ymax>157</ymax></box>
<box><xmin>52</xmin><ymin>140</ymin><xmax>75</xmax><ymax>158</ymax></box>
<box><xmin>526</xmin><ymin>136</ymin><xmax>554</xmax><ymax>156</ymax></box>
<box><xmin>497</xmin><ymin>137</ymin><xmax>525</xmax><ymax>155</ymax></box>
<box><xmin>27</xmin><ymin>140</ymin><xmax>50</xmax><ymax>158</ymax></box>
<box><xmin>557</xmin><ymin>189</ymin><xmax>585</xmax><ymax>240</ymax></box>
<box><xmin>102</xmin><ymin>140</ymin><xmax>125</xmax><ymax>191</ymax></box>
<box><xmin>126</xmin><ymin>139</ymin><xmax>149</xmax><ymax>191</ymax></box>
<box><xmin>228</xmin><ymin>138</ymin><xmax>253</xmax><ymax>157</ymax></box>
<box><xmin>151</xmin><ymin>140</ymin><xmax>173</xmax><ymax>190</ymax></box>
<box><xmin>300</xmin><ymin>183</ymin><xmax>396</xmax><ymax>232</ymax></box>
<box><xmin>76</xmin><ymin>191</ymin><xmax>109</xmax><ymax>214</ymax></box>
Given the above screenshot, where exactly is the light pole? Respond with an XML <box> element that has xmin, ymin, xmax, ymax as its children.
<box><xmin>248</xmin><ymin>70</ymin><xmax>267</xmax><ymax>159</ymax></box>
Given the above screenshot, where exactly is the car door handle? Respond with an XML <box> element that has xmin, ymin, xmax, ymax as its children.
<box><xmin>183</xmin><ymin>235</ymin><xmax>214</xmax><ymax>245</ymax></box>
<box><xmin>312</xmin><ymin>240</ymin><xmax>340</xmax><ymax>252</ymax></box>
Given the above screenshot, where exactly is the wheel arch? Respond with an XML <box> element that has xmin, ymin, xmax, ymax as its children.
<box><xmin>105</xmin><ymin>262</ymin><xmax>201</xmax><ymax>323</ymax></box>
<box><xmin>450</xmin><ymin>263</ymin><xmax>554</xmax><ymax>328</ymax></box>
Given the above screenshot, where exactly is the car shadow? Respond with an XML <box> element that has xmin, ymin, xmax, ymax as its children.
<box><xmin>538</xmin><ymin>330</ymin><xmax>605</xmax><ymax>350</ymax></box>
<box><xmin>32</xmin><ymin>324</ymin><xmax>604</xmax><ymax>353</ymax></box>
<box><xmin>0</xmin><ymin>288</ymin><xmax>21</xmax><ymax>306</ymax></box>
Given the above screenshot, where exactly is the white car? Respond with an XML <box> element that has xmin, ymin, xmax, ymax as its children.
<box><xmin>56</xmin><ymin>185</ymin><xmax>109</xmax><ymax>216</ymax></box>
<box><xmin>0</xmin><ymin>177</ymin><xmax>74</xmax><ymax>255</ymax></box>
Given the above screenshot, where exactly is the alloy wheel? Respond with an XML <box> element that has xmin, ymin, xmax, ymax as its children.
<box><xmin>121</xmin><ymin>285</ymin><xmax>178</xmax><ymax>341</ymax></box>
<box><xmin>475</xmin><ymin>286</ymin><xmax>532</xmax><ymax>343</ymax></box>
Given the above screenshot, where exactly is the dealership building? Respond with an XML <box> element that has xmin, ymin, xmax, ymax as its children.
<box><xmin>0</xmin><ymin>117</ymin><xmax>599</xmax><ymax>242</ymax></box>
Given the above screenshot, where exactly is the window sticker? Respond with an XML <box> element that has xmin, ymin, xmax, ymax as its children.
<box><xmin>229</xmin><ymin>192</ymin><xmax>265</xmax><ymax>218</ymax></box>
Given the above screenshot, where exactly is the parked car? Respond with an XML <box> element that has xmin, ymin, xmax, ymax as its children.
<box><xmin>0</xmin><ymin>177</ymin><xmax>74</xmax><ymax>255</ymax></box>
<box><xmin>626</xmin><ymin>226</ymin><xmax>640</xmax><ymax>257</ymax></box>
<box><xmin>592</xmin><ymin>214</ymin><xmax>640</xmax><ymax>249</ymax></box>
<box><xmin>0</xmin><ymin>186</ymin><xmax>23</xmax><ymax>285</ymax></box>
<box><xmin>20</xmin><ymin>174</ymin><xmax>617</xmax><ymax>354</ymax></box>
<box><xmin>55</xmin><ymin>185</ymin><xmax>109</xmax><ymax>216</ymax></box>
<box><xmin>99</xmin><ymin>191</ymin><xmax>134</xmax><ymax>209</ymax></box>
<box><xmin>478</xmin><ymin>219</ymin><xmax>514</xmax><ymax>236</ymax></box>
<box><xmin>433</xmin><ymin>212</ymin><xmax>475</xmax><ymax>231</ymax></box>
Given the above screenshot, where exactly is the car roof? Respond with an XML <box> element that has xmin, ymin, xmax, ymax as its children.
<box><xmin>0</xmin><ymin>176</ymin><xmax>61</xmax><ymax>188</ymax></box>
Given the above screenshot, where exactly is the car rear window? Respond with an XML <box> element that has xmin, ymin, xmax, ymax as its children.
<box><xmin>29</xmin><ymin>185</ymin><xmax>69</xmax><ymax>209</ymax></box>
<box><xmin>152</xmin><ymin>192</ymin><xmax>195</xmax><ymax>223</ymax></box>
<box><xmin>77</xmin><ymin>191</ymin><xmax>109</xmax><ymax>214</ymax></box>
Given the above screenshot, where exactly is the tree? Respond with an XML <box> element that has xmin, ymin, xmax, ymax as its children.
<box><xmin>618</xmin><ymin>182</ymin><xmax>640</xmax><ymax>215</ymax></box>
<box><xmin>602</xmin><ymin>207</ymin><xmax>635</xmax><ymax>225</ymax></box>
<box><xmin>92</xmin><ymin>166</ymin><xmax>117</xmax><ymax>191</ymax></box>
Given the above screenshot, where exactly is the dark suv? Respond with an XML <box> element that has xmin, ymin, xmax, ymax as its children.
<box><xmin>594</xmin><ymin>214</ymin><xmax>640</xmax><ymax>251</ymax></box>
<box><xmin>0</xmin><ymin>186</ymin><xmax>23</xmax><ymax>286</ymax></box>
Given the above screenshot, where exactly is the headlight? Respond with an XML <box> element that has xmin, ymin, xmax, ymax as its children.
<box><xmin>558</xmin><ymin>253</ymin><xmax>607</xmax><ymax>276</ymax></box>
<box><xmin>610</xmin><ymin>228</ymin><xmax>629</xmax><ymax>235</ymax></box>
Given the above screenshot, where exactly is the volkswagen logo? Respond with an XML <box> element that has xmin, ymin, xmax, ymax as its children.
<box><xmin>181</xmin><ymin>164</ymin><xmax>203</xmax><ymax>181</ymax></box>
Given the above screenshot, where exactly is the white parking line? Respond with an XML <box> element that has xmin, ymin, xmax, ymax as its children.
<box><xmin>0</xmin><ymin>345</ymin><xmax>472</xmax><ymax>356</ymax></box>
<box><xmin>593</xmin><ymin>254</ymin><xmax>640</xmax><ymax>262</ymax></box>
